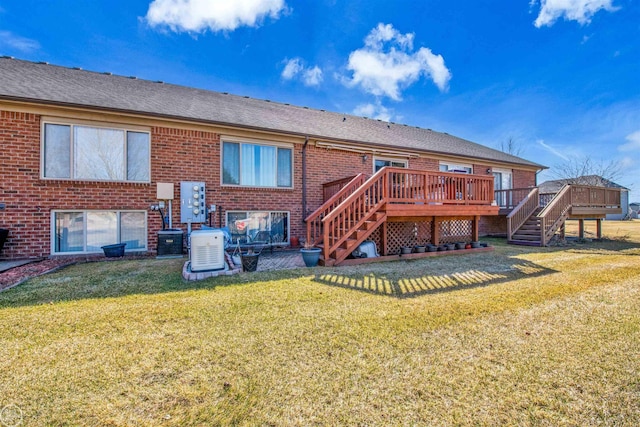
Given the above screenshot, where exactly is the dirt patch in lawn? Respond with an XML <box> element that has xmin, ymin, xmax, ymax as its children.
<box><xmin>0</xmin><ymin>254</ymin><xmax>155</xmax><ymax>291</ymax></box>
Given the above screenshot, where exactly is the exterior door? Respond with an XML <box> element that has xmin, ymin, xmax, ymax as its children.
<box><xmin>493</xmin><ymin>169</ymin><xmax>512</xmax><ymax>207</ymax></box>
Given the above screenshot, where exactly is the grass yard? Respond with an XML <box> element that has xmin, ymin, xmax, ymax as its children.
<box><xmin>1</xmin><ymin>222</ymin><xmax>640</xmax><ymax>426</ymax></box>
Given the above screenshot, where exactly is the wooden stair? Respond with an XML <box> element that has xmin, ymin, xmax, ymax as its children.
<box><xmin>319</xmin><ymin>211</ymin><xmax>387</xmax><ymax>266</ymax></box>
<box><xmin>509</xmin><ymin>208</ymin><xmax>543</xmax><ymax>246</ymax></box>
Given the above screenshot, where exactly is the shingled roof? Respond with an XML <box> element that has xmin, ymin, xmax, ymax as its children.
<box><xmin>539</xmin><ymin>175</ymin><xmax>629</xmax><ymax>193</ymax></box>
<box><xmin>0</xmin><ymin>57</ymin><xmax>543</xmax><ymax>169</ymax></box>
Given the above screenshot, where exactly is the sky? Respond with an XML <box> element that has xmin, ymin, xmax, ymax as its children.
<box><xmin>1</xmin><ymin>0</ymin><xmax>639</xmax><ymax>199</ymax></box>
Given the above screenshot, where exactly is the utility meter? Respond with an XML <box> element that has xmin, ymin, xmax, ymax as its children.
<box><xmin>180</xmin><ymin>181</ymin><xmax>206</xmax><ymax>223</ymax></box>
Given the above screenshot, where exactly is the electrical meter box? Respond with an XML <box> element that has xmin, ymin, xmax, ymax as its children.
<box><xmin>180</xmin><ymin>181</ymin><xmax>206</xmax><ymax>223</ymax></box>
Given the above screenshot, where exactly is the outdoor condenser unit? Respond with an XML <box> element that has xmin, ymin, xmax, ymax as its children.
<box><xmin>190</xmin><ymin>229</ymin><xmax>225</xmax><ymax>272</ymax></box>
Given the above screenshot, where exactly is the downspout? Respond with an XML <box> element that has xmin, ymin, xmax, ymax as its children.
<box><xmin>302</xmin><ymin>136</ymin><xmax>309</xmax><ymax>222</ymax></box>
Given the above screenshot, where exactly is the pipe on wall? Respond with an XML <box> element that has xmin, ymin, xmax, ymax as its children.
<box><xmin>302</xmin><ymin>136</ymin><xmax>309</xmax><ymax>223</ymax></box>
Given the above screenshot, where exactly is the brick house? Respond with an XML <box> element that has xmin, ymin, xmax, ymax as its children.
<box><xmin>0</xmin><ymin>58</ymin><xmax>549</xmax><ymax>262</ymax></box>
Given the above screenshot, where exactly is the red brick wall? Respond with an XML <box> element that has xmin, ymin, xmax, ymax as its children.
<box><xmin>479</xmin><ymin>215</ymin><xmax>508</xmax><ymax>236</ymax></box>
<box><xmin>513</xmin><ymin>169</ymin><xmax>536</xmax><ymax>188</ymax></box>
<box><xmin>0</xmin><ymin>109</ymin><xmax>540</xmax><ymax>258</ymax></box>
<box><xmin>0</xmin><ymin>113</ymin><xmax>375</xmax><ymax>258</ymax></box>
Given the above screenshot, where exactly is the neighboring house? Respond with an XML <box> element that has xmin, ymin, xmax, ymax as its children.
<box><xmin>629</xmin><ymin>203</ymin><xmax>640</xmax><ymax>219</ymax></box>
<box><xmin>539</xmin><ymin>176</ymin><xmax>629</xmax><ymax>220</ymax></box>
<box><xmin>0</xmin><ymin>58</ymin><xmax>549</xmax><ymax>261</ymax></box>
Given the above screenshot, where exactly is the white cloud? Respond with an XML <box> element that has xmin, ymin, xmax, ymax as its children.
<box><xmin>281</xmin><ymin>58</ymin><xmax>303</xmax><ymax>80</ymax></box>
<box><xmin>353</xmin><ymin>102</ymin><xmax>392</xmax><ymax>122</ymax></box>
<box><xmin>620</xmin><ymin>156</ymin><xmax>634</xmax><ymax>168</ymax></box>
<box><xmin>0</xmin><ymin>30</ymin><xmax>40</xmax><ymax>53</ymax></box>
<box><xmin>146</xmin><ymin>0</ymin><xmax>287</xmax><ymax>33</ymax></box>
<box><xmin>618</xmin><ymin>130</ymin><xmax>640</xmax><ymax>152</ymax></box>
<box><xmin>343</xmin><ymin>23</ymin><xmax>451</xmax><ymax>100</ymax></box>
<box><xmin>303</xmin><ymin>66</ymin><xmax>323</xmax><ymax>86</ymax></box>
<box><xmin>281</xmin><ymin>57</ymin><xmax>323</xmax><ymax>87</ymax></box>
<box><xmin>532</xmin><ymin>0</ymin><xmax>620</xmax><ymax>28</ymax></box>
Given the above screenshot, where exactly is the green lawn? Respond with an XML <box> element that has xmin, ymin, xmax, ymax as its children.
<box><xmin>1</xmin><ymin>223</ymin><xmax>640</xmax><ymax>426</ymax></box>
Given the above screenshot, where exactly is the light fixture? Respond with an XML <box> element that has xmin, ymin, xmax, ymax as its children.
<box><xmin>487</xmin><ymin>168</ymin><xmax>492</xmax><ymax>174</ymax></box>
<box><xmin>362</xmin><ymin>154</ymin><xmax>368</xmax><ymax>163</ymax></box>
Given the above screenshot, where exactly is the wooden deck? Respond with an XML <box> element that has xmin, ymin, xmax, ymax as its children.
<box><xmin>309</xmin><ymin>168</ymin><xmax>498</xmax><ymax>265</ymax></box>
<box><xmin>500</xmin><ymin>185</ymin><xmax>623</xmax><ymax>246</ymax></box>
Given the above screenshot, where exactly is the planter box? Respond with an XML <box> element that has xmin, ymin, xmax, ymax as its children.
<box><xmin>101</xmin><ymin>243</ymin><xmax>126</xmax><ymax>258</ymax></box>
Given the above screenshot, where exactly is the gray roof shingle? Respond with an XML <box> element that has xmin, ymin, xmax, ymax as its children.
<box><xmin>0</xmin><ymin>57</ymin><xmax>543</xmax><ymax>169</ymax></box>
<box><xmin>539</xmin><ymin>175</ymin><xmax>629</xmax><ymax>193</ymax></box>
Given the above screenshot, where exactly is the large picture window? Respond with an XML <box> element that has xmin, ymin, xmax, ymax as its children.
<box><xmin>226</xmin><ymin>211</ymin><xmax>289</xmax><ymax>245</ymax></box>
<box><xmin>43</xmin><ymin>122</ymin><xmax>150</xmax><ymax>182</ymax></box>
<box><xmin>222</xmin><ymin>140</ymin><xmax>292</xmax><ymax>188</ymax></box>
<box><xmin>53</xmin><ymin>210</ymin><xmax>147</xmax><ymax>254</ymax></box>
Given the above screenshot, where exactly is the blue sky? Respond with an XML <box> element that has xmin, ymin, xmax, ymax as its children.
<box><xmin>1</xmin><ymin>0</ymin><xmax>639</xmax><ymax>198</ymax></box>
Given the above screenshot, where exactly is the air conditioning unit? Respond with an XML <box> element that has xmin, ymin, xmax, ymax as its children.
<box><xmin>190</xmin><ymin>229</ymin><xmax>225</xmax><ymax>272</ymax></box>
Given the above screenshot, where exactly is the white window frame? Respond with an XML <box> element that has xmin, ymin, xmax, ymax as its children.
<box><xmin>439</xmin><ymin>162</ymin><xmax>473</xmax><ymax>174</ymax></box>
<box><xmin>221</xmin><ymin>136</ymin><xmax>294</xmax><ymax>189</ymax></box>
<box><xmin>225</xmin><ymin>210</ymin><xmax>290</xmax><ymax>245</ymax></box>
<box><xmin>51</xmin><ymin>210</ymin><xmax>148</xmax><ymax>255</ymax></box>
<box><xmin>41</xmin><ymin>118</ymin><xmax>151</xmax><ymax>183</ymax></box>
<box><xmin>373</xmin><ymin>156</ymin><xmax>408</xmax><ymax>173</ymax></box>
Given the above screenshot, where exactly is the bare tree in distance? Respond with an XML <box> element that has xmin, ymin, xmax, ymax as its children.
<box><xmin>550</xmin><ymin>155</ymin><xmax>623</xmax><ymax>186</ymax></box>
<box><xmin>499</xmin><ymin>137</ymin><xmax>524</xmax><ymax>157</ymax></box>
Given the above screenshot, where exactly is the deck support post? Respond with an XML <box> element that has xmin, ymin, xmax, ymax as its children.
<box><xmin>596</xmin><ymin>219</ymin><xmax>603</xmax><ymax>239</ymax></box>
<box><xmin>578</xmin><ymin>219</ymin><xmax>585</xmax><ymax>239</ymax></box>
<box><xmin>559</xmin><ymin>222</ymin><xmax>566</xmax><ymax>240</ymax></box>
<box><xmin>432</xmin><ymin>217</ymin><xmax>440</xmax><ymax>245</ymax></box>
<box><xmin>472</xmin><ymin>216</ymin><xmax>480</xmax><ymax>242</ymax></box>
<box><xmin>381</xmin><ymin>221</ymin><xmax>388</xmax><ymax>255</ymax></box>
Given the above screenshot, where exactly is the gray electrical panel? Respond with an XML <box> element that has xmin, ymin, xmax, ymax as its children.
<box><xmin>180</xmin><ymin>181</ymin><xmax>206</xmax><ymax>223</ymax></box>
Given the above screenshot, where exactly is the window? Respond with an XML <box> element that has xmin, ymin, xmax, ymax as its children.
<box><xmin>374</xmin><ymin>157</ymin><xmax>407</xmax><ymax>172</ymax></box>
<box><xmin>226</xmin><ymin>211</ymin><xmax>289</xmax><ymax>245</ymax></box>
<box><xmin>439</xmin><ymin>162</ymin><xmax>473</xmax><ymax>174</ymax></box>
<box><xmin>43</xmin><ymin>122</ymin><xmax>150</xmax><ymax>182</ymax></box>
<box><xmin>222</xmin><ymin>140</ymin><xmax>292</xmax><ymax>188</ymax></box>
<box><xmin>53</xmin><ymin>210</ymin><xmax>147</xmax><ymax>254</ymax></box>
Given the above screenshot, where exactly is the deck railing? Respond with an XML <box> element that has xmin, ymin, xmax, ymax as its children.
<box><xmin>506</xmin><ymin>187</ymin><xmax>539</xmax><ymax>241</ymax></box>
<box><xmin>315</xmin><ymin>167</ymin><xmax>495</xmax><ymax>262</ymax></box>
<box><xmin>539</xmin><ymin>184</ymin><xmax>572</xmax><ymax>246</ymax></box>
<box><xmin>570</xmin><ymin>186</ymin><xmax>621</xmax><ymax>208</ymax></box>
<box><xmin>322</xmin><ymin>168</ymin><xmax>387</xmax><ymax>263</ymax></box>
<box><xmin>494</xmin><ymin>188</ymin><xmax>535</xmax><ymax>210</ymax></box>
<box><xmin>306</xmin><ymin>173</ymin><xmax>366</xmax><ymax>247</ymax></box>
<box><xmin>385</xmin><ymin>168</ymin><xmax>495</xmax><ymax>205</ymax></box>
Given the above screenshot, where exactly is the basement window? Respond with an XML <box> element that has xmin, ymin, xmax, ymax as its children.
<box><xmin>226</xmin><ymin>211</ymin><xmax>289</xmax><ymax>245</ymax></box>
<box><xmin>52</xmin><ymin>210</ymin><xmax>147</xmax><ymax>254</ymax></box>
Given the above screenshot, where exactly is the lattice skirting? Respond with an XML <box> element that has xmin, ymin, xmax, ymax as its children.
<box><xmin>368</xmin><ymin>219</ymin><xmax>474</xmax><ymax>255</ymax></box>
<box><xmin>438</xmin><ymin>220</ymin><xmax>473</xmax><ymax>244</ymax></box>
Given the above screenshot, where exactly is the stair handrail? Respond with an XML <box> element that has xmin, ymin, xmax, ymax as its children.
<box><xmin>321</xmin><ymin>167</ymin><xmax>389</xmax><ymax>263</ymax></box>
<box><xmin>538</xmin><ymin>184</ymin><xmax>572</xmax><ymax>246</ymax></box>
<box><xmin>506</xmin><ymin>187</ymin><xmax>539</xmax><ymax>241</ymax></box>
<box><xmin>305</xmin><ymin>173</ymin><xmax>366</xmax><ymax>247</ymax></box>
